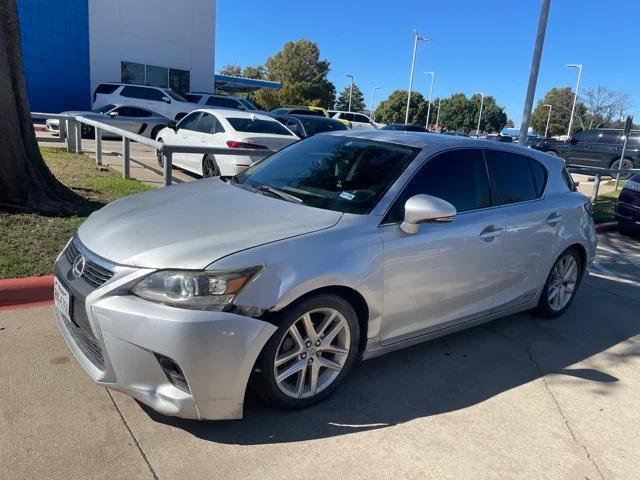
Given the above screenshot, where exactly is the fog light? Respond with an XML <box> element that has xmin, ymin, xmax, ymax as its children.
<box><xmin>155</xmin><ymin>354</ymin><xmax>190</xmax><ymax>393</ymax></box>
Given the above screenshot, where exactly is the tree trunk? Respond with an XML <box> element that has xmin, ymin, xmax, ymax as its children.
<box><xmin>0</xmin><ymin>0</ymin><xmax>87</xmax><ymax>216</ymax></box>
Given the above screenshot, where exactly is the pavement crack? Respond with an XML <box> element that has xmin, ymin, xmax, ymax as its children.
<box><xmin>525</xmin><ymin>336</ymin><xmax>605</xmax><ymax>480</ymax></box>
<box><xmin>106</xmin><ymin>388</ymin><xmax>159</xmax><ymax>480</ymax></box>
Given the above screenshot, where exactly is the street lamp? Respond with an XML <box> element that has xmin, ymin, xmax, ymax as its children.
<box><xmin>424</xmin><ymin>71</ymin><xmax>435</xmax><ymax>129</ymax></box>
<box><xmin>346</xmin><ymin>74</ymin><xmax>354</xmax><ymax>112</ymax></box>
<box><xmin>405</xmin><ymin>29</ymin><xmax>431</xmax><ymax>124</ymax></box>
<box><xmin>566</xmin><ymin>63</ymin><xmax>583</xmax><ymax>138</ymax></box>
<box><xmin>544</xmin><ymin>104</ymin><xmax>553</xmax><ymax>138</ymax></box>
<box><xmin>475</xmin><ymin>92</ymin><xmax>485</xmax><ymax>138</ymax></box>
<box><xmin>371</xmin><ymin>86</ymin><xmax>380</xmax><ymax>121</ymax></box>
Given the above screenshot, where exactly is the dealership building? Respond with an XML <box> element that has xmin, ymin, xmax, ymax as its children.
<box><xmin>16</xmin><ymin>0</ymin><xmax>217</xmax><ymax>113</ymax></box>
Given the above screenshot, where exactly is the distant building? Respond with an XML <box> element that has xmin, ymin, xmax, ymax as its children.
<box><xmin>16</xmin><ymin>0</ymin><xmax>216</xmax><ymax>112</ymax></box>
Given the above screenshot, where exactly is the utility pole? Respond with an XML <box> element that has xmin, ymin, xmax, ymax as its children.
<box><xmin>566</xmin><ymin>63</ymin><xmax>583</xmax><ymax>138</ymax></box>
<box><xmin>475</xmin><ymin>92</ymin><xmax>485</xmax><ymax>138</ymax></box>
<box><xmin>371</xmin><ymin>86</ymin><xmax>380</xmax><ymax>121</ymax></box>
<box><xmin>424</xmin><ymin>72</ymin><xmax>435</xmax><ymax>129</ymax></box>
<box><xmin>346</xmin><ymin>74</ymin><xmax>354</xmax><ymax>112</ymax></box>
<box><xmin>544</xmin><ymin>104</ymin><xmax>553</xmax><ymax>138</ymax></box>
<box><xmin>518</xmin><ymin>0</ymin><xmax>551</xmax><ymax>145</ymax></box>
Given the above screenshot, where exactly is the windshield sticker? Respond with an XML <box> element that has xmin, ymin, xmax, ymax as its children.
<box><xmin>339</xmin><ymin>191</ymin><xmax>355</xmax><ymax>201</ymax></box>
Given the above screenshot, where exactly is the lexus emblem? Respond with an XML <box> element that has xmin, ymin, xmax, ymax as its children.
<box><xmin>72</xmin><ymin>255</ymin><xmax>86</xmax><ymax>278</ymax></box>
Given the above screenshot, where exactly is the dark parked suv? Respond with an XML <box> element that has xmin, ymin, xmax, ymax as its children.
<box><xmin>528</xmin><ymin>129</ymin><xmax>640</xmax><ymax>172</ymax></box>
<box><xmin>615</xmin><ymin>172</ymin><xmax>640</xmax><ymax>235</ymax></box>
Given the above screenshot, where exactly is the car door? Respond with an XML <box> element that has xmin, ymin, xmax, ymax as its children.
<box><xmin>379</xmin><ymin>148</ymin><xmax>506</xmax><ymax>344</ymax></box>
<box><xmin>483</xmin><ymin>149</ymin><xmax>559</xmax><ymax>311</ymax></box>
<box><xmin>108</xmin><ymin>107</ymin><xmax>151</xmax><ymax>134</ymax></box>
<box><xmin>171</xmin><ymin>111</ymin><xmax>202</xmax><ymax>169</ymax></box>
<box><xmin>563</xmin><ymin>130</ymin><xmax>601</xmax><ymax>166</ymax></box>
<box><xmin>185</xmin><ymin>112</ymin><xmax>221</xmax><ymax>174</ymax></box>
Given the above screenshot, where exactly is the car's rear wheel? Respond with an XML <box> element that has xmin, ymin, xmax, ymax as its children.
<box><xmin>609</xmin><ymin>158</ymin><xmax>635</xmax><ymax>179</ymax></box>
<box><xmin>80</xmin><ymin>124</ymin><xmax>95</xmax><ymax>139</ymax></box>
<box><xmin>202</xmin><ymin>155</ymin><xmax>220</xmax><ymax>178</ymax></box>
<box><xmin>256</xmin><ymin>294</ymin><xmax>360</xmax><ymax>409</ymax></box>
<box><xmin>156</xmin><ymin>139</ymin><xmax>164</xmax><ymax>167</ymax></box>
<box><xmin>535</xmin><ymin>248</ymin><xmax>582</xmax><ymax>318</ymax></box>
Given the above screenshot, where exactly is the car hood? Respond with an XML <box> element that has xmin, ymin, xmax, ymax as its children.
<box><xmin>77</xmin><ymin>179</ymin><xmax>342</xmax><ymax>269</ymax></box>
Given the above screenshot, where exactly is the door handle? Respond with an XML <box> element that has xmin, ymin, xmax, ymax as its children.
<box><xmin>546</xmin><ymin>212</ymin><xmax>563</xmax><ymax>226</ymax></box>
<box><xmin>479</xmin><ymin>225</ymin><xmax>504</xmax><ymax>242</ymax></box>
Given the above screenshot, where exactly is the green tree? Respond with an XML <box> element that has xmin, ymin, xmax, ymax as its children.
<box><xmin>506</xmin><ymin>118</ymin><xmax>515</xmax><ymax>128</ymax></box>
<box><xmin>335</xmin><ymin>83</ymin><xmax>366</xmax><ymax>112</ymax></box>
<box><xmin>253</xmin><ymin>39</ymin><xmax>336</xmax><ymax>110</ymax></box>
<box><xmin>437</xmin><ymin>93</ymin><xmax>506</xmax><ymax>133</ymax></box>
<box><xmin>219</xmin><ymin>64</ymin><xmax>242</xmax><ymax>76</ymax></box>
<box><xmin>374</xmin><ymin>90</ymin><xmax>428</xmax><ymax>125</ymax></box>
<box><xmin>242</xmin><ymin>65</ymin><xmax>266</xmax><ymax>79</ymax></box>
<box><xmin>531</xmin><ymin>87</ymin><xmax>585</xmax><ymax>137</ymax></box>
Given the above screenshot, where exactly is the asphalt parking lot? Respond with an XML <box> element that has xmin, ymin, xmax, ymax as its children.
<box><xmin>2</xmin><ymin>232</ymin><xmax>639</xmax><ymax>480</ymax></box>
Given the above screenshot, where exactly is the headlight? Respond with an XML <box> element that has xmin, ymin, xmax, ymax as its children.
<box><xmin>131</xmin><ymin>267</ymin><xmax>262</xmax><ymax>310</ymax></box>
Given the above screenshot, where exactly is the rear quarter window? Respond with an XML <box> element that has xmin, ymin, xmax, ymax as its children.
<box><xmin>562</xmin><ymin>168</ymin><xmax>577</xmax><ymax>192</ymax></box>
<box><xmin>485</xmin><ymin>150</ymin><xmax>542</xmax><ymax>205</ymax></box>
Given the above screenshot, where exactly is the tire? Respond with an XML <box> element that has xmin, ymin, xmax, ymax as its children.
<box><xmin>150</xmin><ymin>125</ymin><xmax>164</xmax><ymax>140</ymax></box>
<box><xmin>534</xmin><ymin>247</ymin><xmax>583</xmax><ymax>319</ymax></box>
<box><xmin>609</xmin><ymin>158</ymin><xmax>635</xmax><ymax>180</ymax></box>
<box><xmin>202</xmin><ymin>155</ymin><xmax>220</xmax><ymax>178</ymax></box>
<box><xmin>156</xmin><ymin>139</ymin><xmax>164</xmax><ymax>168</ymax></box>
<box><xmin>255</xmin><ymin>293</ymin><xmax>360</xmax><ymax>410</ymax></box>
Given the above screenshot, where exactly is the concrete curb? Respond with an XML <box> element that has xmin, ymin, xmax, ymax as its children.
<box><xmin>0</xmin><ymin>275</ymin><xmax>54</xmax><ymax>310</ymax></box>
<box><xmin>595</xmin><ymin>221</ymin><xmax>618</xmax><ymax>234</ymax></box>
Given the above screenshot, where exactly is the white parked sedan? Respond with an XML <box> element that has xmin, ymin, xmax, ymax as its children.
<box><xmin>156</xmin><ymin>109</ymin><xmax>299</xmax><ymax>177</ymax></box>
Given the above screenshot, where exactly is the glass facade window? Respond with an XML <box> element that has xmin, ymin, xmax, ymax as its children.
<box><xmin>17</xmin><ymin>0</ymin><xmax>90</xmax><ymax>112</ymax></box>
<box><xmin>121</xmin><ymin>61</ymin><xmax>145</xmax><ymax>85</ymax></box>
<box><xmin>169</xmin><ymin>68</ymin><xmax>190</xmax><ymax>93</ymax></box>
<box><xmin>146</xmin><ymin>65</ymin><xmax>168</xmax><ymax>88</ymax></box>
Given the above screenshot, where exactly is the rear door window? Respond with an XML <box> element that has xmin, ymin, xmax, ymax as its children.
<box><xmin>353</xmin><ymin>114</ymin><xmax>370</xmax><ymax>123</ymax></box>
<box><xmin>115</xmin><ymin>107</ymin><xmax>152</xmax><ymax>117</ymax></box>
<box><xmin>485</xmin><ymin>150</ymin><xmax>543</xmax><ymax>205</ymax></box>
<box><xmin>121</xmin><ymin>86</ymin><xmax>165</xmax><ymax>102</ymax></box>
<box><xmin>385</xmin><ymin>149</ymin><xmax>491</xmax><ymax>223</ymax></box>
<box><xmin>95</xmin><ymin>84</ymin><xmax>119</xmax><ymax>95</ymax></box>
<box><xmin>206</xmin><ymin>96</ymin><xmax>242</xmax><ymax>109</ymax></box>
<box><xmin>195</xmin><ymin>113</ymin><xmax>216</xmax><ymax>134</ymax></box>
<box><xmin>183</xmin><ymin>94</ymin><xmax>202</xmax><ymax>103</ymax></box>
<box><xmin>227</xmin><ymin>118</ymin><xmax>294</xmax><ymax>135</ymax></box>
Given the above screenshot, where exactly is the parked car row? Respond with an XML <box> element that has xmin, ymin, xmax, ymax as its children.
<box><xmin>53</xmin><ymin>129</ymin><xmax>596</xmax><ymax>421</ymax></box>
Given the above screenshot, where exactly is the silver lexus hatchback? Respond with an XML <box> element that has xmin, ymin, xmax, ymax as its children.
<box><xmin>53</xmin><ymin>131</ymin><xmax>597</xmax><ymax>420</ymax></box>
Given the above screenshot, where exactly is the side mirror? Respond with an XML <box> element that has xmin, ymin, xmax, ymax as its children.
<box><xmin>162</xmin><ymin>96</ymin><xmax>171</xmax><ymax>104</ymax></box>
<box><xmin>400</xmin><ymin>194</ymin><xmax>456</xmax><ymax>234</ymax></box>
<box><xmin>108</xmin><ymin>111</ymin><xmax>118</xmax><ymax>117</ymax></box>
<box><xmin>167</xmin><ymin>121</ymin><xmax>177</xmax><ymax>131</ymax></box>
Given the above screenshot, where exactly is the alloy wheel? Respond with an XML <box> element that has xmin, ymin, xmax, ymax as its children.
<box><xmin>203</xmin><ymin>156</ymin><xmax>219</xmax><ymax>177</ymax></box>
<box><xmin>611</xmin><ymin>159</ymin><xmax>634</xmax><ymax>179</ymax></box>
<box><xmin>548</xmin><ymin>254</ymin><xmax>578</xmax><ymax>311</ymax></box>
<box><xmin>273</xmin><ymin>307</ymin><xmax>351</xmax><ymax>399</ymax></box>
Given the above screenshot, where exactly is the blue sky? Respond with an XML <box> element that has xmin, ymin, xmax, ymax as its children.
<box><xmin>216</xmin><ymin>1</ymin><xmax>639</xmax><ymax>125</ymax></box>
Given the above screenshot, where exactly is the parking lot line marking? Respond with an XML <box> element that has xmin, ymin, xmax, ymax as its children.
<box><xmin>596</xmin><ymin>245</ymin><xmax>640</xmax><ymax>270</ymax></box>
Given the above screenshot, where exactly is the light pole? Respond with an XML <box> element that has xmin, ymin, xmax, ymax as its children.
<box><xmin>371</xmin><ymin>86</ymin><xmax>380</xmax><ymax>121</ymax></box>
<box><xmin>346</xmin><ymin>74</ymin><xmax>354</xmax><ymax>112</ymax></box>
<box><xmin>566</xmin><ymin>63</ymin><xmax>583</xmax><ymax>138</ymax></box>
<box><xmin>518</xmin><ymin>0</ymin><xmax>551</xmax><ymax>145</ymax></box>
<box><xmin>435</xmin><ymin>98</ymin><xmax>442</xmax><ymax>130</ymax></box>
<box><xmin>405</xmin><ymin>29</ymin><xmax>431</xmax><ymax>124</ymax></box>
<box><xmin>475</xmin><ymin>92</ymin><xmax>485</xmax><ymax>138</ymax></box>
<box><xmin>544</xmin><ymin>103</ymin><xmax>553</xmax><ymax>138</ymax></box>
<box><xmin>424</xmin><ymin>71</ymin><xmax>435</xmax><ymax>129</ymax></box>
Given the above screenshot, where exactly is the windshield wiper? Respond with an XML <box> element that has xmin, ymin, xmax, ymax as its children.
<box><xmin>255</xmin><ymin>184</ymin><xmax>303</xmax><ymax>204</ymax></box>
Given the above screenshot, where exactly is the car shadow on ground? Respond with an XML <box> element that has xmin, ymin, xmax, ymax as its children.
<box><xmin>141</xmin><ymin>274</ymin><xmax>640</xmax><ymax>445</ymax></box>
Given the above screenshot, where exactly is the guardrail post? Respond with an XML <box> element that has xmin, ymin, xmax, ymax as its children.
<box><xmin>591</xmin><ymin>173</ymin><xmax>601</xmax><ymax>203</ymax></box>
<box><xmin>59</xmin><ymin>119</ymin><xmax>67</xmax><ymax>143</ymax></box>
<box><xmin>163</xmin><ymin>151</ymin><xmax>172</xmax><ymax>187</ymax></box>
<box><xmin>75</xmin><ymin>120</ymin><xmax>83</xmax><ymax>154</ymax></box>
<box><xmin>66</xmin><ymin>118</ymin><xmax>77</xmax><ymax>152</ymax></box>
<box><xmin>95</xmin><ymin>127</ymin><xmax>103</xmax><ymax>166</ymax></box>
<box><xmin>122</xmin><ymin>137</ymin><xmax>130</xmax><ymax>179</ymax></box>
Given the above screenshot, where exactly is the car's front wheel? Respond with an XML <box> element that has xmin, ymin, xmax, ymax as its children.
<box><xmin>610</xmin><ymin>158</ymin><xmax>636</xmax><ymax>179</ymax></box>
<box><xmin>535</xmin><ymin>248</ymin><xmax>583</xmax><ymax>318</ymax></box>
<box><xmin>256</xmin><ymin>294</ymin><xmax>360</xmax><ymax>409</ymax></box>
<box><xmin>156</xmin><ymin>139</ymin><xmax>164</xmax><ymax>167</ymax></box>
<box><xmin>202</xmin><ymin>155</ymin><xmax>220</xmax><ymax>177</ymax></box>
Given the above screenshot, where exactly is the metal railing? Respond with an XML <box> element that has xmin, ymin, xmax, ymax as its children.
<box><xmin>32</xmin><ymin>113</ymin><xmax>275</xmax><ymax>186</ymax></box>
<box><xmin>566</xmin><ymin>165</ymin><xmax>640</xmax><ymax>202</ymax></box>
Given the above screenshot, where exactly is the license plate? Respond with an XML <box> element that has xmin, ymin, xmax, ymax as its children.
<box><xmin>54</xmin><ymin>277</ymin><xmax>71</xmax><ymax>321</ymax></box>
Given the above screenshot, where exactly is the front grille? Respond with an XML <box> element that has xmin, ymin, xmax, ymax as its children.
<box><xmin>63</xmin><ymin>314</ymin><xmax>105</xmax><ymax>369</ymax></box>
<box><xmin>66</xmin><ymin>241</ymin><xmax>114</xmax><ymax>288</ymax></box>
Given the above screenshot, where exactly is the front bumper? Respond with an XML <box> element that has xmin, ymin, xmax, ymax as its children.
<box><xmin>54</xmin><ymin>241</ymin><xmax>277</xmax><ymax>420</ymax></box>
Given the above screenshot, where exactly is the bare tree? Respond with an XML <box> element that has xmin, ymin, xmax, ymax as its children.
<box><xmin>581</xmin><ymin>85</ymin><xmax>632</xmax><ymax>129</ymax></box>
<box><xmin>0</xmin><ymin>0</ymin><xmax>86</xmax><ymax>215</ymax></box>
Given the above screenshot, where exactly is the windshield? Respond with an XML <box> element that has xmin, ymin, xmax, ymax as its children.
<box><xmin>228</xmin><ymin>117</ymin><xmax>294</xmax><ymax>136</ymax></box>
<box><xmin>239</xmin><ymin>98</ymin><xmax>258</xmax><ymax>110</ymax></box>
<box><xmin>163</xmin><ymin>89</ymin><xmax>188</xmax><ymax>102</ymax></box>
<box><xmin>92</xmin><ymin>104</ymin><xmax>115</xmax><ymax>114</ymax></box>
<box><xmin>234</xmin><ymin>135</ymin><xmax>418</xmax><ymax>214</ymax></box>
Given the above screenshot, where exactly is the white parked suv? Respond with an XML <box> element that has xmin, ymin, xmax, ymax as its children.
<box><xmin>92</xmin><ymin>83</ymin><xmax>199</xmax><ymax>121</ymax></box>
<box><xmin>329</xmin><ymin>111</ymin><xmax>383</xmax><ymax>130</ymax></box>
<box><xmin>183</xmin><ymin>92</ymin><xmax>262</xmax><ymax>112</ymax></box>
<box><xmin>156</xmin><ymin>109</ymin><xmax>299</xmax><ymax>177</ymax></box>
